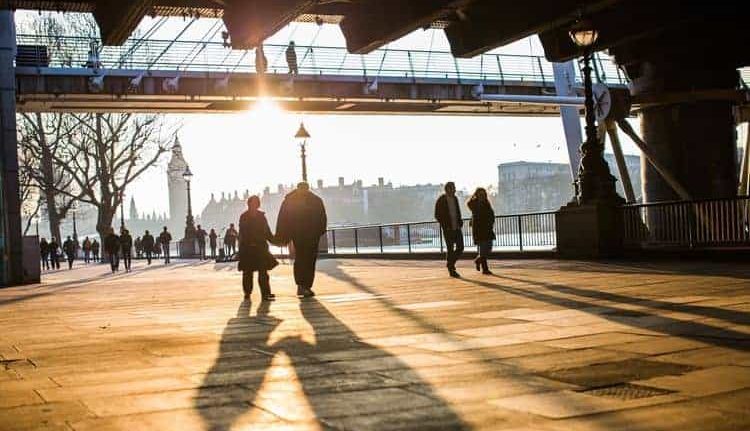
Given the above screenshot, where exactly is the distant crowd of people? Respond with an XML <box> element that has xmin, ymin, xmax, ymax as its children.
<box><xmin>38</xmin><ymin>179</ymin><xmax>495</xmax><ymax>299</ymax></box>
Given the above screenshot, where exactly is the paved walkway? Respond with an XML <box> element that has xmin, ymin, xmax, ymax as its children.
<box><xmin>0</xmin><ymin>258</ymin><xmax>749</xmax><ymax>430</ymax></box>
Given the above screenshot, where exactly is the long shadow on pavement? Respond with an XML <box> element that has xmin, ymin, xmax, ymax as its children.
<box><xmin>196</xmin><ymin>298</ymin><xmax>469</xmax><ymax>430</ymax></box>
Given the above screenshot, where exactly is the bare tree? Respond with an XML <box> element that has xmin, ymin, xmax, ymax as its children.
<box><xmin>17</xmin><ymin>113</ymin><xmax>81</xmax><ymax>241</ymax></box>
<box><xmin>18</xmin><ymin>151</ymin><xmax>42</xmax><ymax>236</ymax></box>
<box><xmin>56</xmin><ymin>113</ymin><xmax>174</xmax><ymax>239</ymax></box>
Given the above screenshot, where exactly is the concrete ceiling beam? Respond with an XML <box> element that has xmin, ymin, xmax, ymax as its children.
<box><xmin>94</xmin><ymin>0</ymin><xmax>152</xmax><ymax>45</ymax></box>
<box><xmin>339</xmin><ymin>0</ymin><xmax>472</xmax><ymax>55</ymax></box>
<box><xmin>222</xmin><ymin>0</ymin><xmax>316</xmax><ymax>49</ymax></box>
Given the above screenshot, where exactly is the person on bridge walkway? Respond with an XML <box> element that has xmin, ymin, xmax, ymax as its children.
<box><xmin>91</xmin><ymin>239</ymin><xmax>100</xmax><ymax>263</ymax></box>
<box><xmin>40</xmin><ymin>238</ymin><xmax>50</xmax><ymax>270</ymax></box>
<box><xmin>134</xmin><ymin>236</ymin><xmax>142</xmax><ymax>259</ymax></box>
<box><xmin>224</xmin><ymin>224</ymin><xmax>238</xmax><ymax>258</ymax></box>
<box><xmin>276</xmin><ymin>182</ymin><xmax>327</xmax><ymax>297</ymax></box>
<box><xmin>196</xmin><ymin>225</ymin><xmax>207</xmax><ymax>260</ymax></box>
<box><xmin>82</xmin><ymin>237</ymin><xmax>92</xmax><ymax>264</ymax></box>
<box><xmin>209</xmin><ymin>228</ymin><xmax>218</xmax><ymax>259</ymax></box>
<box><xmin>286</xmin><ymin>41</ymin><xmax>298</xmax><ymax>75</ymax></box>
<box><xmin>104</xmin><ymin>228</ymin><xmax>120</xmax><ymax>274</ymax></box>
<box><xmin>141</xmin><ymin>230</ymin><xmax>155</xmax><ymax>265</ymax></box>
<box><xmin>49</xmin><ymin>237</ymin><xmax>61</xmax><ymax>270</ymax></box>
<box><xmin>238</xmin><ymin>195</ymin><xmax>278</xmax><ymax>301</ymax></box>
<box><xmin>120</xmin><ymin>228</ymin><xmax>133</xmax><ymax>272</ymax></box>
<box><xmin>159</xmin><ymin>227</ymin><xmax>172</xmax><ymax>264</ymax></box>
<box><xmin>435</xmin><ymin>181</ymin><xmax>464</xmax><ymax>278</ymax></box>
<box><xmin>468</xmin><ymin>187</ymin><xmax>495</xmax><ymax>275</ymax></box>
<box><xmin>63</xmin><ymin>236</ymin><xmax>76</xmax><ymax>270</ymax></box>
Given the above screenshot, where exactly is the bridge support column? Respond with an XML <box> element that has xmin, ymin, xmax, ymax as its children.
<box><xmin>0</xmin><ymin>10</ymin><xmax>23</xmax><ymax>286</ymax></box>
<box><xmin>630</xmin><ymin>61</ymin><xmax>739</xmax><ymax>202</ymax></box>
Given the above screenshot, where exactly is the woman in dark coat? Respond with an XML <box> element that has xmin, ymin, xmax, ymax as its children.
<box><xmin>467</xmin><ymin>187</ymin><xmax>496</xmax><ymax>275</ymax></box>
<box><xmin>238</xmin><ymin>195</ymin><xmax>278</xmax><ymax>301</ymax></box>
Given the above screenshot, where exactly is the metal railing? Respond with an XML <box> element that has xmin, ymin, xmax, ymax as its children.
<box><xmin>325</xmin><ymin>211</ymin><xmax>557</xmax><ymax>255</ymax></box>
<box><xmin>15</xmin><ymin>34</ymin><xmax>629</xmax><ymax>85</ymax></box>
<box><xmin>623</xmin><ymin>196</ymin><xmax>750</xmax><ymax>249</ymax></box>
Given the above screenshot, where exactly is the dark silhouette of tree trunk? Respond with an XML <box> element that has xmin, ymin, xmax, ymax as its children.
<box><xmin>17</xmin><ymin>112</ymin><xmax>79</xmax><ymax>241</ymax></box>
<box><xmin>55</xmin><ymin>113</ymin><xmax>173</xmax><ymax>240</ymax></box>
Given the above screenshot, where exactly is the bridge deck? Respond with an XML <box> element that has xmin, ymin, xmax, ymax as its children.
<box><xmin>0</xmin><ymin>258</ymin><xmax>748</xmax><ymax>430</ymax></box>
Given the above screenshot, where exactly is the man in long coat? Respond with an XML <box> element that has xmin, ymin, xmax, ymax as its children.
<box><xmin>276</xmin><ymin>182</ymin><xmax>327</xmax><ymax>297</ymax></box>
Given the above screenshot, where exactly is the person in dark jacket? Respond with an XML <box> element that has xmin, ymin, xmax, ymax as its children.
<box><xmin>134</xmin><ymin>236</ymin><xmax>142</xmax><ymax>259</ymax></box>
<box><xmin>49</xmin><ymin>237</ymin><xmax>61</xmax><ymax>270</ymax></box>
<box><xmin>285</xmin><ymin>41</ymin><xmax>298</xmax><ymax>75</ymax></box>
<box><xmin>434</xmin><ymin>181</ymin><xmax>464</xmax><ymax>278</ymax></box>
<box><xmin>63</xmin><ymin>236</ymin><xmax>76</xmax><ymax>270</ymax></box>
<box><xmin>238</xmin><ymin>196</ymin><xmax>278</xmax><ymax>301</ymax></box>
<box><xmin>196</xmin><ymin>225</ymin><xmax>207</xmax><ymax>260</ymax></box>
<box><xmin>120</xmin><ymin>228</ymin><xmax>133</xmax><ymax>272</ymax></box>
<box><xmin>209</xmin><ymin>228</ymin><xmax>218</xmax><ymax>259</ymax></box>
<box><xmin>275</xmin><ymin>182</ymin><xmax>327</xmax><ymax>297</ymax></box>
<box><xmin>224</xmin><ymin>224</ymin><xmax>238</xmax><ymax>258</ymax></box>
<box><xmin>40</xmin><ymin>237</ymin><xmax>50</xmax><ymax>270</ymax></box>
<box><xmin>141</xmin><ymin>230</ymin><xmax>155</xmax><ymax>265</ymax></box>
<box><xmin>91</xmin><ymin>239</ymin><xmax>100</xmax><ymax>262</ymax></box>
<box><xmin>82</xmin><ymin>237</ymin><xmax>92</xmax><ymax>264</ymax></box>
<box><xmin>103</xmin><ymin>228</ymin><xmax>120</xmax><ymax>273</ymax></box>
<box><xmin>467</xmin><ymin>187</ymin><xmax>496</xmax><ymax>275</ymax></box>
<box><xmin>159</xmin><ymin>227</ymin><xmax>172</xmax><ymax>264</ymax></box>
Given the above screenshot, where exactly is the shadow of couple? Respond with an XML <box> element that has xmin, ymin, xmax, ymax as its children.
<box><xmin>196</xmin><ymin>298</ymin><xmax>468</xmax><ymax>430</ymax></box>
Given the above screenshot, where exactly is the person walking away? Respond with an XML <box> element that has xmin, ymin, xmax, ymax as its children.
<box><xmin>134</xmin><ymin>236</ymin><xmax>142</xmax><ymax>259</ymax></box>
<box><xmin>285</xmin><ymin>41</ymin><xmax>298</xmax><ymax>75</ymax></box>
<box><xmin>120</xmin><ymin>228</ymin><xmax>133</xmax><ymax>272</ymax></box>
<box><xmin>82</xmin><ymin>237</ymin><xmax>91</xmax><ymax>264</ymax></box>
<box><xmin>255</xmin><ymin>45</ymin><xmax>267</xmax><ymax>74</ymax></box>
<box><xmin>238</xmin><ymin>196</ymin><xmax>278</xmax><ymax>301</ymax></box>
<box><xmin>196</xmin><ymin>225</ymin><xmax>207</xmax><ymax>260</ymax></box>
<box><xmin>104</xmin><ymin>228</ymin><xmax>120</xmax><ymax>273</ymax></box>
<box><xmin>209</xmin><ymin>228</ymin><xmax>218</xmax><ymax>259</ymax></box>
<box><xmin>467</xmin><ymin>187</ymin><xmax>496</xmax><ymax>275</ymax></box>
<box><xmin>91</xmin><ymin>239</ymin><xmax>100</xmax><ymax>262</ymax></box>
<box><xmin>49</xmin><ymin>237</ymin><xmax>61</xmax><ymax>270</ymax></box>
<box><xmin>225</xmin><ymin>224</ymin><xmax>238</xmax><ymax>258</ymax></box>
<box><xmin>63</xmin><ymin>236</ymin><xmax>76</xmax><ymax>270</ymax></box>
<box><xmin>141</xmin><ymin>230</ymin><xmax>155</xmax><ymax>265</ymax></box>
<box><xmin>435</xmin><ymin>181</ymin><xmax>464</xmax><ymax>278</ymax></box>
<box><xmin>159</xmin><ymin>227</ymin><xmax>172</xmax><ymax>264</ymax></box>
<box><xmin>276</xmin><ymin>182</ymin><xmax>327</xmax><ymax>297</ymax></box>
<box><xmin>39</xmin><ymin>237</ymin><xmax>50</xmax><ymax>270</ymax></box>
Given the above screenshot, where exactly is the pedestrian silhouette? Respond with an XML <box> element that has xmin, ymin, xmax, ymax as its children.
<box><xmin>39</xmin><ymin>237</ymin><xmax>50</xmax><ymax>270</ymax></box>
<box><xmin>82</xmin><ymin>237</ymin><xmax>92</xmax><ymax>264</ymax></box>
<box><xmin>63</xmin><ymin>236</ymin><xmax>76</xmax><ymax>270</ymax></box>
<box><xmin>159</xmin><ymin>226</ymin><xmax>172</xmax><ymax>264</ymax></box>
<box><xmin>120</xmin><ymin>228</ymin><xmax>133</xmax><ymax>272</ymax></box>
<box><xmin>104</xmin><ymin>228</ymin><xmax>120</xmax><ymax>273</ymax></box>
<box><xmin>224</xmin><ymin>224</ymin><xmax>238</xmax><ymax>258</ymax></box>
<box><xmin>467</xmin><ymin>187</ymin><xmax>496</xmax><ymax>275</ymax></box>
<box><xmin>435</xmin><ymin>181</ymin><xmax>464</xmax><ymax>278</ymax></box>
<box><xmin>196</xmin><ymin>224</ymin><xmax>208</xmax><ymax>260</ymax></box>
<box><xmin>238</xmin><ymin>196</ymin><xmax>278</xmax><ymax>301</ymax></box>
<box><xmin>48</xmin><ymin>237</ymin><xmax>60</xmax><ymax>270</ymax></box>
<box><xmin>91</xmin><ymin>238</ymin><xmax>100</xmax><ymax>262</ymax></box>
<box><xmin>141</xmin><ymin>230</ymin><xmax>155</xmax><ymax>265</ymax></box>
<box><xmin>275</xmin><ymin>182</ymin><xmax>327</xmax><ymax>297</ymax></box>
<box><xmin>285</xmin><ymin>41</ymin><xmax>298</xmax><ymax>75</ymax></box>
<box><xmin>208</xmin><ymin>228</ymin><xmax>218</xmax><ymax>259</ymax></box>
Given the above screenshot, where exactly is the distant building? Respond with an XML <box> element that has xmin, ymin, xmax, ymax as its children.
<box><xmin>496</xmin><ymin>155</ymin><xmax>641</xmax><ymax>214</ymax></box>
<box><xmin>198</xmin><ymin>177</ymin><xmax>468</xmax><ymax>232</ymax></box>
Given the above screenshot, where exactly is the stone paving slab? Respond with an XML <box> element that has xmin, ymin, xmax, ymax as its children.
<box><xmin>1</xmin><ymin>258</ymin><xmax>749</xmax><ymax>430</ymax></box>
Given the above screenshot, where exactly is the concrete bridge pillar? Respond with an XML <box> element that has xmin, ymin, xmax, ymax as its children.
<box><xmin>628</xmin><ymin>60</ymin><xmax>740</xmax><ymax>202</ymax></box>
<box><xmin>0</xmin><ymin>10</ymin><xmax>23</xmax><ymax>286</ymax></box>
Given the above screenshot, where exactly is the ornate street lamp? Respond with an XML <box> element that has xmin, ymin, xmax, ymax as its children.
<box><xmin>295</xmin><ymin>121</ymin><xmax>311</xmax><ymax>183</ymax></box>
<box><xmin>182</xmin><ymin>166</ymin><xmax>196</xmax><ymax>240</ymax></box>
<box><xmin>569</xmin><ymin>18</ymin><xmax>620</xmax><ymax>204</ymax></box>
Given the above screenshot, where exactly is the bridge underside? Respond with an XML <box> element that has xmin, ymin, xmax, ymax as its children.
<box><xmin>15</xmin><ymin>69</ymin><xmax>568</xmax><ymax>115</ymax></box>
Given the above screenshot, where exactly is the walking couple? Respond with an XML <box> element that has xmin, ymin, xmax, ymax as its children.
<box><xmin>238</xmin><ymin>182</ymin><xmax>327</xmax><ymax>301</ymax></box>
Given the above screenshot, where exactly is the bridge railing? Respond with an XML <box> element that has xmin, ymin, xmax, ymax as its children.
<box><xmin>15</xmin><ymin>34</ymin><xmax>629</xmax><ymax>85</ymax></box>
<box><xmin>325</xmin><ymin>211</ymin><xmax>557</xmax><ymax>255</ymax></box>
<box><xmin>622</xmin><ymin>196</ymin><xmax>750</xmax><ymax>249</ymax></box>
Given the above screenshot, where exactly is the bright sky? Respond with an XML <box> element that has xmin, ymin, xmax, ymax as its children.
<box><xmin>17</xmin><ymin>13</ymin><xmax>644</xmax><ymax>217</ymax></box>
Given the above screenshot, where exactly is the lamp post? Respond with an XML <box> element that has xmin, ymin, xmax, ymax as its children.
<box><xmin>72</xmin><ymin>209</ymin><xmax>78</xmax><ymax>242</ymax></box>
<box><xmin>569</xmin><ymin>18</ymin><xmax>620</xmax><ymax>204</ymax></box>
<box><xmin>295</xmin><ymin>121</ymin><xmax>311</xmax><ymax>183</ymax></box>
<box><xmin>183</xmin><ymin>166</ymin><xmax>196</xmax><ymax>240</ymax></box>
<box><xmin>119</xmin><ymin>191</ymin><xmax>125</xmax><ymax>230</ymax></box>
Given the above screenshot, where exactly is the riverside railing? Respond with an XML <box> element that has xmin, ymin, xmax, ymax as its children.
<box><xmin>622</xmin><ymin>196</ymin><xmax>750</xmax><ymax>249</ymax></box>
<box><xmin>15</xmin><ymin>33</ymin><xmax>629</xmax><ymax>85</ymax></box>
<box><xmin>325</xmin><ymin>211</ymin><xmax>557</xmax><ymax>255</ymax></box>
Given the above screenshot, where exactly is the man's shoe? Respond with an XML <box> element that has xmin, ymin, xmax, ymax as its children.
<box><xmin>302</xmin><ymin>289</ymin><xmax>315</xmax><ymax>298</ymax></box>
<box><xmin>262</xmin><ymin>295</ymin><xmax>276</xmax><ymax>301</ymax></box>
<box><xmin>449</xmin><ymin>271</ymin><xmax>461</xmax><ymax>278</ymax></box>
<box><xmin>474</xmin><ymin>258</ymin><xmax>481</xmax><ymax>272</ymax></box>
<box><xmin>482</xmin><ymin>270</ymin><xmax>493</xmax><ymax>275</ymax></box>
<box><xmin>296</xmin><ymin>286</ymin><xmax>305</xmax><ymax>297</ymax></box>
